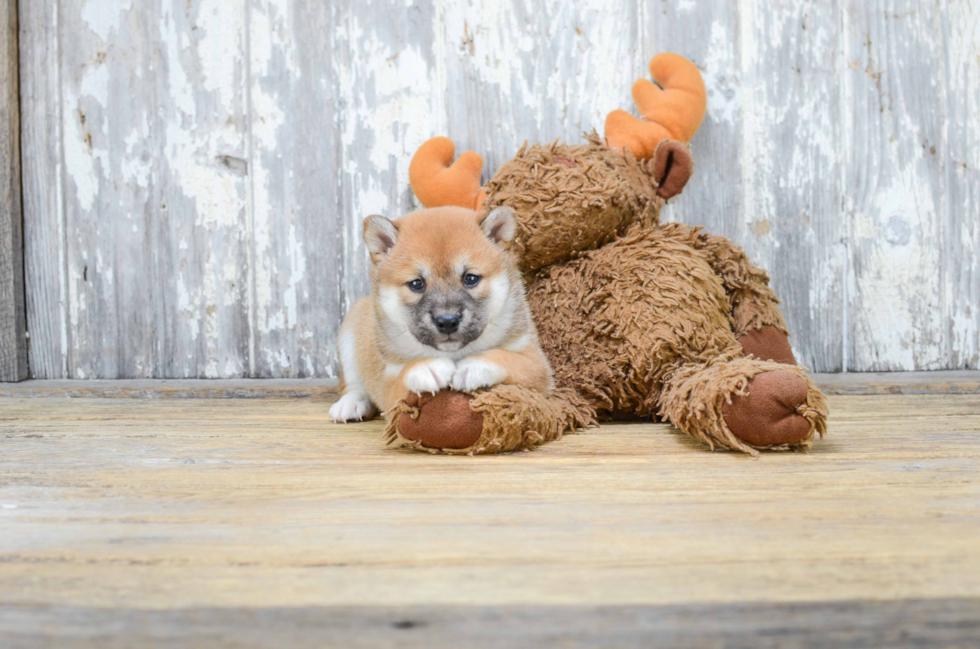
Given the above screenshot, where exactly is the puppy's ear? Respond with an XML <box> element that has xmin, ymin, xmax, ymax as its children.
<box><xmin>363</xmin><ymin>215</ymin><xmax>399</xmax><ymax>263</ymax></box>
<box><xmin>479</xmin><ymin>206</ymin><xmax>516</xmax><ymax>245</ymax></box>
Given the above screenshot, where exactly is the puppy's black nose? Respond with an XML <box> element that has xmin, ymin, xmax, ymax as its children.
<box><xmin>434</xmin><ymin>314</ymin><xmax>460</xmax><ymax>335</ymax></box>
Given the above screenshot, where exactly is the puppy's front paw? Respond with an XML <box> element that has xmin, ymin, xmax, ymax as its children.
<box><xmin>404</xmin><ymin>358</ymin><xmax>456</xmax><ymax>395</ymax></box>
<box><xmin>329</xmin><ymin>391</ymin><xmax>377</xmax><ymax>423</ymax></box>
<box><xmin>451</xmin><ymin>358</ymin><xmax>507</xmax><ymax>392</ymax></box>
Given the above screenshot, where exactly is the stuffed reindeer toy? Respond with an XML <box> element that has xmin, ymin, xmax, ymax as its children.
<box><xmin>383</xmin><ymin>53</ymin><xmax>827</xmax><ymax>455</ymax></box>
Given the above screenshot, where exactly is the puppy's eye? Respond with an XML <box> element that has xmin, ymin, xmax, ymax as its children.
<box><xmin>407</xmin><ymin>278</ymin><xmax>426</xmax><ymax>293</ymax></box>
<box><xmin>462</xmin><ymin>273</ymin><xmax>481</xmax><ymax>288</ymax></box>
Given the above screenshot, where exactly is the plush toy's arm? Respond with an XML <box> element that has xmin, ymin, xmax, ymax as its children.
<box><xmin>693</xmin><ymin>232</ymin><xmax>796</xmax><ymax>364</ymax></box>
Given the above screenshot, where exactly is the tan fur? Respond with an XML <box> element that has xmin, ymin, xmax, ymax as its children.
<box><xmin>332</xmin><ymin>206</ymin><xmax>552</xmax><ymax>422</ymax></box>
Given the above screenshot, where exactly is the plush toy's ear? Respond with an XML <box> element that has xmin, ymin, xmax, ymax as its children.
<box><xmin>651</xmin><ymin>140</ymin><xmax>694</xmax><ymax>199</ymax></box>
<box><xmin>363</xmin><ymin>215</ymin><xmax>399</xmax><ymax>263</ymax></box>
<box><xmin>479</xmin><ymin>206</ymin><xmax>516</xmax><ymax>244</ymax></box>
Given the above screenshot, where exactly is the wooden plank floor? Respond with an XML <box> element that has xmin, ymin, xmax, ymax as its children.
<box><xmin>1</xmin><ymin>390</ymin><xmax>979</xmax><ymax>646</ymax></box>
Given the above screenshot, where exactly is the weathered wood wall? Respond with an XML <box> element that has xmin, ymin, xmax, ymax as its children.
<box><xmin>17</xmin><ymin>0</ymin><xmax>980</xmax><ymax>378</ymax></box>
<box><xmin>0</xmin><ymin>0</ymin><xmax>25</xmax><ymax>381</ymax></box>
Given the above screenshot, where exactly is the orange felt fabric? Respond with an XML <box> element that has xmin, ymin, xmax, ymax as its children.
<box><xmin>605</xmin><ymin>53</ymin><xmax>707</xmax><ymax>159</ymax></box>
<box><xmin>408</xmin><ymin>136</ymin><xmax>486</xmax><ymax>209</ymax></box>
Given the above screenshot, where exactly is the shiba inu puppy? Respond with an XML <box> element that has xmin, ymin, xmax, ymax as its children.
<box><xmin>329</xmin><ymin>205</ymin><xmax>553</xmax><ymax>423</ymax></box>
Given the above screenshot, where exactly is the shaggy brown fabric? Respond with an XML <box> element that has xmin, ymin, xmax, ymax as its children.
<box><xmin>659</xmin><ymin>357</ymin><xmax>827</xmax><ymax>454</ymax></box>
<box><xmin>528</xmin><ymin>222</ymin><xmax>740</xmax><ymax>419</ymax></box>
<box><xmin>385</xmin><ymin>386</ymin><xmax>595</xmax><ymax>455</ymax></box>
<box><xmin>483</xmin><ymin>134</ymin><xmax>662</xmax><ymax>273</ymax></box>
<box><xmin>650</xmin><ymin>140</ymin><xmax>694</xmax><ymax>198</ymax></box>
<box><xmin>691</xmin><ymin>232</ymin><xmax>788</xmax><ymax>337</ymax></box>
<box><xmin>524</xmin><ymin>219</ymin><xmax>828</xmax><ymax>453</ymax></box>
<box><xmin>738</xmin><ymin>327</ymin><xmax>797</xmax><ymax>365</ymax></box>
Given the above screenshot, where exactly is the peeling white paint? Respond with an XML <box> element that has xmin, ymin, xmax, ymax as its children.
<box><xmin>282</xmin><ymin>224</ymin><xmax>307</xmax><ymax>328</ymax></box>
<box><xmin>704</xmin><ymin>20</ymin><xmax>741</xmax><ymax>128</ymax></box>
<box><xmin>62</xmin><ymin>108</ymin><xmax>100</xmax><ymax>213</ymax></box>
<box><xmin>63</xmin><ymin>58</ymin><xmax>110</xmax><ymax>213</ymax></box>
<box><xmin>22</xmin><ymin>0</ymin><xmax>979</xmax><ymax>377</ymax></box>
<box><xmin>80</xmin><ymin>0</ymin><xmax>132</xmax><ymax>43</ymax></box>
<box><xmin>843</xmin><ymin>0</ymin><xmax>951</xmax><ymax>371</ymax></box>
<box><xmin>177</xmin><ymin>275</ymin><xmax>199</xmax><ymax>342</ymax></box>
<box><xmin>943</xmin><ymin>1</ymin><xmax>980</xmax><ymax>368</ymax></box>
<box><xmin>196</xmin><ymin>0</ymin><xmax>245</xmax><ymax>99</ymax></box>
<box><xmin>120</xmin><ymin>127</ymin><xmax>152</xmax><ymax>189</ymax></box>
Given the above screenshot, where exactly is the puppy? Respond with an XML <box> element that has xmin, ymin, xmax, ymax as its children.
<box><xmin>329</xmin><ymin>205</ymin><xmax>553</xmax><ymax>423</ymax></box>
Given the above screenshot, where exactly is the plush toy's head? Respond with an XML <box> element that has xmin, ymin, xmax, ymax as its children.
<box><xmin>409</xmin><ymin>53</ymin><xmax>707</xmax><ymax>272</ymax></box>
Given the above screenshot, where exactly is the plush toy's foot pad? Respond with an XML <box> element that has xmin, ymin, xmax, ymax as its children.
<box><xmin>722</xmin><ymin>370</ymin><xmax>811</xmax><ymax>446</ymax></box>
<box><xmin>659</xmin><ymin>356</ymin><xmax>828</xmax><ymax>454</ymax></box>
<box><xmin>385</xmin><ymin>385</ymin><xmax>596</xmax><ymax>455</ymax></box>
<box><xmin>397</xmin><ymin>391</ymin><xmax>484</xmax><ymax>449</ymax></box>
<box><xmin>737</xmin><ymin>327</ymin><xmax>797</xmax><ymax>365</ymax></box>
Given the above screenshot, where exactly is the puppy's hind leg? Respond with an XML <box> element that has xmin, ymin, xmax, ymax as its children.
<box><xmin>330</xmin><ymin>329</ymin><xmax>379</xmax><ymax>423</ymax></box>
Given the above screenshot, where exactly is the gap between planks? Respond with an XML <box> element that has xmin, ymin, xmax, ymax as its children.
<box><xmin>0</xmin><ymin>371</ymin><xmax>978</xmax><ymax>399</ymax></box>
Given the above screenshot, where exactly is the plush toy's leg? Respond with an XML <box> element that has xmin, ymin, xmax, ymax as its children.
<box><xmin>693</xmin><ymin>232</ymin><xmax>798</xmax><ymax>363</ymax></box>
<box><xmin>384</xmin><ymin>386</ymin><xmax>595</xmax><ymax>455</ymax></box>
<box><xmin>658</xmin><ymin>357</ymin><xmax>827</xmax><ymax>454</ymax></box>
<box><xmin>662</xmin><ymin>230</ymin><xmax>829</xmax><ymax>452</ymax></box>
<box><xmin>737</xmin><ymin>327</ymin><xmax>796</xmax><ymax>365</ymax></box>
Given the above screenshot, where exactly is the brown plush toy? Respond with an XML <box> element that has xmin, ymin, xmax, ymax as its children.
<box><xmin>385</xmin><ymin>53</ymin><xmax>828</xmax><ymax>455</ymax></box>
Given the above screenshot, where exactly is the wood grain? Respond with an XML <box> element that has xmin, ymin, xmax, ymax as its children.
<box><xmin>17</xmin><ymin>1</ymin><xmax>980</xmax><ymax>377</ymax></box>
<box><xmin>247</xmin><ymin>0</ymin><xmax>344</xmax><ymax>378</ymax></box>
<box><xmin>18</xmin><ymin>0</ymin><xmax>65</xmax><ymax>379</ymax></box>
<box><xmin>0</xmin><ymin>394</ymin><xmax>980</xmax><ymax>647</ymax></box>
<box><xmin>3</xmin><ymin>599</ymin><xmax>979</xmax><ymax>648</ymax></box>
<box><xmin>0</xmin><ymin>377</ymin><xmax>340</xmax><ymax>398</ymax></box>
<box><xmin>738</xmin><ymin>0</ymin><xmax>845</xmax><ymax>372</ymax></box>
<box><xmin>843</xmin><ymin>1</ymin><xmax>949</xmax><ymax>370</ymax></box>
<box><xmin>0</xmin><ymin>393</ymin><xmax>978</xmax><ymax>643</ymax></box>
<box><xmin>944</xmin><ymin>1</ymin><xmax>980</xmax><ymax>370</ymax></box>
<box><xmin>2</xmin><ymin>371</ymin><xmax>979</xmax><ymax>398</ymax></box>
<box><xmin>22</xmin><ymin>0</ymin><xmax>252</xmax><ymax>379</ymax></box>
<box><xmin>0</xmin><ymin>0</ymin><xmax>25</xmax><ymax>382</ymax></box>
<box><xmin>815</xmin><ymin>370</ymin><xmax>980</xmax><ymax>395</ymax></box>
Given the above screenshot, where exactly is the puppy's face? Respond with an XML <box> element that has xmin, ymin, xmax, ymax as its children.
<box><xmin>364</xmin><ymin>206</ymin><xmax>518</xmax><ymax>355</ymax></box>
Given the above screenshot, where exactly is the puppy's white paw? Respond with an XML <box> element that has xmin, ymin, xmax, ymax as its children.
<box><xmin>329</xmin><ymin>391</ymin><xmax>377</xmax><ymax>423</ymax></box>
<box><xmin>451</xmin><ymin>358</ymin><xmax>507</xmax><ymax>392</ymax></box>
<box><xmin>403</xmin><ymin>358</ymin><xmax>456</xmax><ymax>394</ymax></box>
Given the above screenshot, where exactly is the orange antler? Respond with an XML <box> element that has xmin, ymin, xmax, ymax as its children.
<box><xmin>605</xmin><ymin>53</ymin><xmax>707</xmax><ymax>159</ymax></box>
<box><xmin>409</xmin><ymin>137</ymin><xmax>487</xmax><ymax>210</ymax></box>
